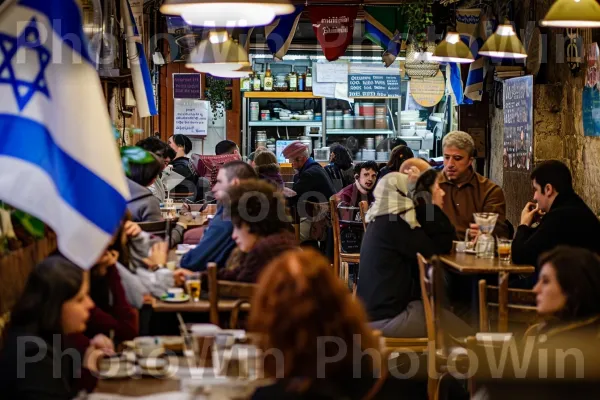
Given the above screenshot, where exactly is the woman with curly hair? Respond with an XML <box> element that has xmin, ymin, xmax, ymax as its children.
<box><xmin>249</xmin><ymin>249</ymin><xmax>426</xmax><ymax>400</ymax></box>
<box><xmin>324</xmin><ymin>144</ymin><xmax>355</xmax><ymax>192</ymax></box>
<box><xmin>219</xmin><ymin>179</ymin><xmax>297</xmax><ymax>283</ymax></box>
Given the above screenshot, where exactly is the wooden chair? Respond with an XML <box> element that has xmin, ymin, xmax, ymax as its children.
<box><xmin>359</xmin><ymin>200</ymin><xmax>369</xmax><ymax>232</ymax></box>
<box><xmin>137</xmin><ymin>220</ymin><xmax>168</xmax><ymax>238</ymax></box>
<box><xmin>206</xmin><ymin>263</ymin><xmax>256</xmax><ymax>329</ymax></box>
<box><xmin>479</xmin><ymin>272</ymin><xmax>538</xmax><ymax>333</ymax></box>
<box><xmin>329</xmin><ymin>196</ymin><xmax>361</xmax><ymax>284</ymax></box>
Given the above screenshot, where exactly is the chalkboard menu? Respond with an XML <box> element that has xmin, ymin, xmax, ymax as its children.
<box><xmin>348</xmin><ymin>74</ymin><xmax>401</xmax><ymax>98</ymax></box>
<box><xmin>583</xmin><ymin>86</ymin><xmax>600</xmax><ymax>137</ymax></box>
<box><xmin>173</xmin><ymin>73</ymin><xmax>201</xmax><ymax>99</ymax></box>
<box><xmin>503</xmin><ymin>76</ymin><xmax>533</xmax><ymax>171</ymax></box>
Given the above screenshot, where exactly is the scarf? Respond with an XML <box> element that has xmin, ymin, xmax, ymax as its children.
<box><xmin>365</xmin><ymin>172</ymin><xmax>420</xmax><ymax>229</ymax></box>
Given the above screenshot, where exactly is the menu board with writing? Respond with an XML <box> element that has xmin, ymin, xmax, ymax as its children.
<box><xmin>583</xmin><ymin>86</ymin><xmax>600</xmax><ymax>136</ymax></box>
<box><xmin>174</xmin><ymin>99</ymin><xmax>208</xmax><ymax>136</ymax></box>
<box><xmin>173</xmin><ymin>73</ymin><xmax>201</xmax><ymax>99</ymax></box>
<box><xmin>348</xmin><ymin>74</ymin><xmax>401</xmax><ymax>98</ymax></box>
<box><xmin>503</xmin><ymin>76</ymin><xmax>533</xmax><ymax>171</ymax></box>
<box><xmin>409</xmin><ymin>71</ymin><xmax>445</xmax><ymax>107</ymax></box>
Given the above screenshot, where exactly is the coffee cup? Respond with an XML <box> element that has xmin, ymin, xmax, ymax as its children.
<box><xmin>167</xmin><ymin>287</ymin><xmax>184</xmax><ymax>300</ymax></box>
<box><xmin>134</xmin><ymin>337</ymin><xmax>165</xmax><ymax>358</ymax></box>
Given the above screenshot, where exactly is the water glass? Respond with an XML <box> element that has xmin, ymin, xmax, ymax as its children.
<box><xmin>497</xmin><ymin>238</ymin><xmax>513</xmax><ymax>263</ymax></box>
<box><xmin>464</xmin><ymin>228</ymin><xmax>477</xmax><ymax>251</ymax></box>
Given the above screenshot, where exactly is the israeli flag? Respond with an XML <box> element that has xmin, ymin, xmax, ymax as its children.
<box><xmin>122</xmin><ymin>0</ymin><xmax>157</xmax><ymax>118</ymax></box>
<box><xmin>0</xmin><ymin>0</ymin><xmax>129</xmax><ymax>268</ymax></box>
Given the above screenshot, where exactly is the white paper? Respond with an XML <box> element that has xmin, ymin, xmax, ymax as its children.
<box><xmin>316</xmin><ymin>62</ymin><xmax>349</xmax><ymax>83</ymax></box>
<box><xmin>334</xmin><ymin>83</ymin><xmax>354</xmax><ymax>103</ymax></box>
<box><xmin>311</xmin><ymin>81</ymin><xmax>336</xmax><ymax>98</ymax></box>
<box><xmin>174</xmin><ymin>99</ymin><xmax>209</xmax><ymax>136</ymax></box>
<box><xmin>349</xmin><ymin>62</ymin><xmax>401</xmax><ymax>76</ymax></box>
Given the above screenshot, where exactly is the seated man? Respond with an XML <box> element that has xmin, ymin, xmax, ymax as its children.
<box><xmin>283</xmin><ymin>141</ymin><xmax>335</xmax><ymax>242</ymax></box>
<box><xmin>438</xmin><ymin>131</ymin><xmax>509</xmax><ymax>240</ymax></box>
<box><xmin>215</xmin><ymin>139</ymin><xmax>240</xmax><ymax>156</ymax></box>
<box><xmin>512</xmin><ymin>160</ymin><xmax>600</xmax><ymax>275</ymax></box>
<box><xmin>135</xmin><ymin>136</ymin><xmax>176</xmax><ymax>203</ymax></box>
<box><xmin>337</xmin><ymin>161</ymin><xmax>379</xmax><ymax>208</ymax></box>
<box><xmin>176</xmin><ymin>161</ymin><xmax>257</xmax><ymax>273</ymax></box>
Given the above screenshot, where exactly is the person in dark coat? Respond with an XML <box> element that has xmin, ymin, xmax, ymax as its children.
<box><xmin>168</xmin><ymin>134</ymin><xmax>198</xmax><ymax>199</ymax></box>
<box><xmin>378</xmin><ymin>144</ymin><xmax>414</xmax><ymax>179</ymax></box>
<box><xmin>324</xmin><ymin>143</ymin><xmax>354</xmax><ymax>192</ymax></box>
<box><xmin>512</xmin><ymin>160</ymin><xmax>600</xmax><ymax>283</ymax></box>
<box><xmin>283</xmin><ymin>142</ymin><xmax>335</xmax><ymax>242</ymax></box>
<box><xmin>218</xmin><ymin>180</ymin><xmax>298</xmax><ymax>283</ymax></box>
<box><xmin>0</xmin><ymin>255</ymin><xmax>114</xmax><ymax>399</ymax></box>
<box><xmin>357</xmin><ymin>171</ymin><xmax>466</xmax><ymax>338</ymax></box>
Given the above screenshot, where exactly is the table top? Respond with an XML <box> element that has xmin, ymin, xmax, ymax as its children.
<box><xmin>439</xmin><ymin>253</ymin><xmax>535</xmax><ymax>275</ymax></box>
<box><xmin>152</xmin><ymin>298</ymin><xmax>251</xmax><ymax>313</ymax></box>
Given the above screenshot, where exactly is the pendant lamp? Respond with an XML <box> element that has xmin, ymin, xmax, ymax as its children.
<box><xmin>432</xmin><ymin>32</ymin><xmax>474</xmax><ymax>63</ymax></box>
<box><xmin>479</xmin><ymin>24</ymin><xmax>527</xmax><ymax>59</ymax></box>
<box><xmin>541</xmin><ymin>0</ymin><xmax>600</xmax><ymax>28</ymax></box>
<box><xmin>161</xmin><ymin>0</ymin><xmax>294</xmax><ymax>27</ymax></box>
<box><xmin>209</xmin><ymin>66</ymin><xmax>253</xmax><ymax>78</ymax></box>
<box><xmin>186</xmin><ymin>31</ymin><xmax>250</xmax><ymax>75</ymax></box>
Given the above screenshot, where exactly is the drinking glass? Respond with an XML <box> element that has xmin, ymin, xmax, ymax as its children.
<box><xmin>186</xmin><ymin>273</ymin><xmax>201</xmax><ymax>302</ymax></box>
<box><xmin>497</xmin><ymin>238</ymin><xmax>513</xmax><ymax>263</ymax></box>
<box><xmin>464</xmin><ymin>228</ymin><xmax>477</xmax><ymax>252</ymax></box>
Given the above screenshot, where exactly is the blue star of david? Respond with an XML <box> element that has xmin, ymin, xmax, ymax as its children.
<box><xmin>0</xmin><ymin>17</ymin><xmax>51</xmax><ymax>111</ymax></box>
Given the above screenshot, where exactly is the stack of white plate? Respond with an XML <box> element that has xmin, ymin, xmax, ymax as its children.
<box><xmin>250</xmin><ymin>102</ymin><xmax>259</xmax><ymax>121</ymax></box>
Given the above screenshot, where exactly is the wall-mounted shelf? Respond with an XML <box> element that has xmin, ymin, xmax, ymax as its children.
<box><xmin>243</xmin><ymin>92</ymin><xmax>322</xmax><ymax>99</ymax></box>
<box><xmin>326</xmin><ymin>129</ymin><xmax>394</xmax><ymax>135</ymax></box>
<box><xmin>249</xmin><ymin>121</ymin><xmax>323</xmax><ymax>127</ymax></box>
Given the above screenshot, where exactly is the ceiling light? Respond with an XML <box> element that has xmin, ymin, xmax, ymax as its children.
<box><xmin>541</xmin><ymin>0</ymin><xmax>600</xmax><ymax>28</ymax></box>
<box><xmin>186</xmin><ymin>30</ymin><xmax>250</xmax><ymax>74</ymax></box>
<box><xmin>160</xmin><ymin>0</ymin><xmax>294</xmax><ymax>27</ymax></box>
<box><xmin>432</xmin><ymin>32</ymin><xmax>474</xmax><ymax>64</ymax></box>
<box><xmin>479</xmin><ymin>24</ymin><xmax>527</xmax><ymax>59</ymax></box>
<box><xmin>209</xmin><ymin>66</ymin><xmax>253</xmax><ymax>78</ymax></box>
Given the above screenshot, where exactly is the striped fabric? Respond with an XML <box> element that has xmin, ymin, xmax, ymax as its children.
<box><xmin>0</xmin><ymin>0</ymin><xmax>129</xmax><ymax>268</ymax></box>
<box><xmin>364</xmin><ymin>6</ymin><xmax>408</xmax><ymax>66</ymax></box>
<box><xmin>265</xmin><ymin>5</ymin><xmax>304</xmax><ymax>60</ymax></box>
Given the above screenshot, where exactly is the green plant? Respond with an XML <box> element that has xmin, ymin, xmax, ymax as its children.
<box><xmin>205</xmin><ymin>77</ymin><xmax>232</xmax><ymax>123</ymax></box>
<box><xmin>406</xmin><ymin>0</ymin><xmax>433</xmax><ymax>42</ymax></box>
<box><xmin>120</xmin><ymin>146</ymin><xmax>156</xmax><ymax>176</ymax></box>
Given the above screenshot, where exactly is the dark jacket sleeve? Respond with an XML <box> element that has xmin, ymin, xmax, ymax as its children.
<box><xmin>140</xmin><ymin>195</ymin><xmax>163</xmax><ymax>222</ymax></box>
<box><xmin>180</xmin><ymin>219</ymin><xmax>235</xmax><ymax>272</ymax></box>
<box><xmin>416</xmin><ymin>205</ymin><xmax>456</xmax><ymax>255</ymax></box>
<box><xmin>511</xmin><ymin>214</ymin><xmax>563</xmax><ymax>267</ymax></box>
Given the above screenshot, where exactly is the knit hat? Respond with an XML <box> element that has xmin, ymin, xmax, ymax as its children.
<box><xmin>282</xmin><ymin>141</ymin><xmax>308</xmax><ymax>160</ymax></box>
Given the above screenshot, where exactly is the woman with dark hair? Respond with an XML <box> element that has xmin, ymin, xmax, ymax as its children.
<box><xmin>254</xmin><ymin>150</ymin><xmax>284</xmax><ymax>191</ymax></box>
<box><xmin>168</xmin><ymin>134</ymin><xmax>198</xmax><ymax>198</ymax></box>
<box><xmin>219</xmin><ymin>180</ymin><xmax>297</xmax><ymax>283</ymax></box>
<box><xmin>324</xmin><ymin>144</ymin><xmax>354</xmax><ymax>192</ymax></box>
<box><xmin>250</xmin><ymin>249</ymin><xmax>425</xmax><ymax>399</ymax></box>
<box><xmin>0</xmin><ymin>255</ymin><xmax>114</xmax><ymax>399</ymax></box>
<box><xmin>378</xmin><ymin>145</ymin><xmax>414</xmax><ymax>178</ymax></box>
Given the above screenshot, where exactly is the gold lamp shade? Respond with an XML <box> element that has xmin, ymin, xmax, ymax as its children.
<box><xmin>160</xmin><ymin>0</ymin><xmax>294</xmax><ymax>27</ymax></box>
<box><xmin>479</xmin><ymin>24</ymin><xmax>527</xmax><ymax>59</ymax></box>
<box><xmin>541</xmin><ymin>0</ymin><xmax>600</xmax><ymax>28</ymax></box>
<box><xmin>186</xmin><ymin>31</ymin><xmax>250</xmax><ymax>75</ymax></box>
<box><xmin>432</xmin><ymin>32</ymin><xmax>474</xmax><ymax>64</ymax></box>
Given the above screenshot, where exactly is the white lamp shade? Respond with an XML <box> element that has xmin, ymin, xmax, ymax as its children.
<box><xmin>479</xmin><ymin>25</ymin><xmax>527</xmax><ymax>59</ymax></box>
<box><xmin>185</xmin><ymin>34</ymin><xmax>250</xmax><ymax>74</ymax></box>
<box><xmin>541</xmin><ymin>0</ymin><xmax>600</xmax><ymax>28</ymax></box>
<box><xmin>160</xmin><ymin>0</ymin><xmax>294</xmax><ymax>27</ymax></box>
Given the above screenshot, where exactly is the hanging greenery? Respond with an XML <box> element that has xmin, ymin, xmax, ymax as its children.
<box><xmin>205</xmin><ymin>77</ymin><xmax>232</xmax><ymax>123</ymax></box>
<box><xmin>406</xmin><ymin>0</ymin><xmax>433</xmax><ymax>43</ymax></box>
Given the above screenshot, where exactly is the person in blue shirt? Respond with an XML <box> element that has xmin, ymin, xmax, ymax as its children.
<box><xmin>174</xmin><ymin>161</ymin><xmax>257</xmax><ymax>278</ymax></box>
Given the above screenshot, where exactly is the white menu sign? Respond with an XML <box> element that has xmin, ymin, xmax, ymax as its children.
<box><xmin>174</xmin><ymin>99</ymin><xmax>209</xmax><ymax>136</ymax></box>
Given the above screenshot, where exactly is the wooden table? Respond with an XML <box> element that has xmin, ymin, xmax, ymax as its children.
<box><xmin>153</xmin><ymin>298</ymin><xmax>251</xmax><ymax>313</ymax></box>
<box><xmin>439</xmin><ymin>253</ymin><xmax>535</xmax><ymax>275</ymax></box>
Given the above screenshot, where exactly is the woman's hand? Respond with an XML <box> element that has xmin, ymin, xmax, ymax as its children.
<box><xmin>124</xmin><ymin>221</ymin><xmax>142</xmax><ymax>238</ymax></box>
<box><xmin>142</xmin><ymin>241</ymin><xmax>169</xmax><ymax>270</ymax></box>
<box><xmin>83</xmin><ymin>334</ymin><xmax>114</xmax><ymax>372</ymax></box>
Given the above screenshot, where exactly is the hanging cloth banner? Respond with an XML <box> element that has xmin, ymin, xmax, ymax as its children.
<box><xmin>309</xmin><ymin>5</ymin><xmax>359</xmax><ymax>62</ymax></box>
<box><xmin>364</xmin><ymin>6</ymin><xmax>408</xmax><ymax>67</ymax></box>
<box><xmin>265</xmin><ymin>5</ymin><xmax>304</xmax><ymax>60</ymax></box>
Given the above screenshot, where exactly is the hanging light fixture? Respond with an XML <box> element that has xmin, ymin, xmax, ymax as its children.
<box><xmin>479</xmin><ymin>24</ymin><xmax>527</xmax><ymax>59</ymax></box>
<box><xmin>209</xmin><ymin>66</ymin><xmax>253</xmax><ymax>78</ymax></box>
<box><xmin>186</xmin><ymin>31</ymin><xmax>251</xmax><ymax>75</ymax></box>
<box><xmin>541</xmin><ymin>0</ymin><xmax>600</xmax><ymax>28</ymax></box>
<box><xmin>160</xmin><ymin>0</ymin><xmax>294</xmax><ymax>27</ymax></box>
<box><xmin>432</xmin><ymin>32</ymin><xmax>474</xmax><ymax>63</ymax></box>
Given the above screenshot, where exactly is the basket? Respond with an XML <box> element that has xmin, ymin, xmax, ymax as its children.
<box><xmin>405</xmin><ymin>42</ymin><xmax>440</xmax><ymax>79</ymax></box>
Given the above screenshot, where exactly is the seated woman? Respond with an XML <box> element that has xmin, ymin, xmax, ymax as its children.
<box><xmin>254</xmin><ymin>150</ymin><xmax>296</xmax><ymax>198</ymax></box>
<box><xmin>378</xmin><ymin>145</ymin><xmax>414</xmax><ymax>179</ymax></box>
<box><xmin>356</xmin><ymin>172</ymin><xmax>464</xmax><ymax>338</ymax></box>
<box><xmin>0</xmin><ymin>255</ymin><xmax>114</xmax><ymax>399</ymax></box>
<box><xmin>218</xmin><ymin>180</ymin><xmax>297</xmax><ymax>283</ymax></box>
<box><xmin>475</xmin><ymin>246</ymin><xmax>600</xmax><ymax>400</ymax></box>
<box><xmin>250</xmin><ymin>249</ymin><xmax>426</xmax><ymax>399</ymax></box>
<box><xmin>324</xmin><ymin>143</ymin><xmax>354</xmax><ymax>192</ymax></box>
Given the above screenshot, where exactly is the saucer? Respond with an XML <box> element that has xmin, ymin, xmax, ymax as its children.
<box><xmin>161</xmin><ymin>294</ymin><xmax>190</xmax><ymax>303</ymax></box>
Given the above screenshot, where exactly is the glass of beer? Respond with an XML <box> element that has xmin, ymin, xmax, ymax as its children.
<box><xmin>186</xmin><ymin>273</ymin><xmax>201</xmax><ymax>302</ymax></box>
<box><xmin>497</xmin><ymin>238</ymin><xmax>512</xmax><ymax>263</ymax></box>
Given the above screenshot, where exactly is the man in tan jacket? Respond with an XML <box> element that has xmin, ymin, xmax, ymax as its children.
<box><xmin>439</xmin><ymin>131</ymin><xmax>509</xmax><ymax>240</ymax></box>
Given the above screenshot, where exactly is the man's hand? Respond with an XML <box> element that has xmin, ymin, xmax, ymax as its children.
<box><xmin>520</xmin><ymin>202</ymin><xmax>540</xmax><ymax>227</ymax></box>
<box><xmin>173</xmin><ymin>268</ymin><xmax>193</xmax><ymax>286</ymax></box>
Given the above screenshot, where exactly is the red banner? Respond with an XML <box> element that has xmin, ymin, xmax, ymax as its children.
<box><xmin>309</xmin><ymin>6</ymin><xmax>358</xmax><ymax>61</ymax></box>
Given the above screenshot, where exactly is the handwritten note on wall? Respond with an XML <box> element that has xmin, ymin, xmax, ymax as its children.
<box><xmin>316</xmin><ymin>62</ymin><xmax>349</xmax><ymax>83</ymax></box>
<box><xmin>174</xmin><ymin>99</ymin><xmax>209</xmax><ymax>136</ymax></box>
<box><xmin>503</xmin><ymin>76</ymin><xmax>533</xmax><ymax>171</ymax></box>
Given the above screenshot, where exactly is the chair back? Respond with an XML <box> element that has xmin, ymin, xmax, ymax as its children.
<box><xmin>190</xmin><ymin>153</ymin><xmax>241</xmax><ymax>189</ymax></box>
<box><xmin>207</xmin><ymin>263</ymin><xmax>256</xmax><ymax>328</ymax></box>
<box><xmin>299</xmin><ymin>199</ymin><xmax>330</xmax><ymax>242</ymax></box>
<box><xmin>137</xmin><ymin>220</ymin><xmax>168</xmax><ymax>238</ymax></box>
<box><xmin>329</xmin><ymin>196</ymin><xmax>362</xmax><ymax>281</ymax></box>
<box><xmin>478</xmin><ymin>272</ymin><xmax>537</xmax><ymax>332</ymax></box>
<box><xmin>359</xmin><ymin>200</ymin><xmax>369</xmax><ymax>232</ymax></box>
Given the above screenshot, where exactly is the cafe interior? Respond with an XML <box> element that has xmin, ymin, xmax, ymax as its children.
<box><xmin>3</xmin><ymin>0</ymin><xmax>600</xmax><ymax>398</ymax></box>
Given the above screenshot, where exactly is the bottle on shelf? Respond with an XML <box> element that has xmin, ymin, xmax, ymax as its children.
<box><xmin>264</xmin><ymin>66</ymin><xmax>273</xmax><ymax>91</ymax></box>
<box><xmin>305</xmin><ymin>67</ymin><xmax>313</xmax><ymax>92</ymax></box>
<box><xmin>241</xmin><ymin>73</ymin><xmax>251</xmax><ymax>91</ymax></box>
<box><xmin>252</xmin><ymin>71</ymin><xmax>261</xmax><ymax>91</ymax></box>
<box><xmin>298</xmin><ymin>71</ymin><xmax>305</xmax><ymax>92</ymax></box>
<box><xmin>288</xmin><ymin>67</ymin><xmax>297</xmax><ymax>92</ymax></box>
